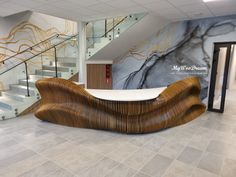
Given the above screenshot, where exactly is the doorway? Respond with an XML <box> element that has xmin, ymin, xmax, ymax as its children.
<box><xmin>208</xmin><ymin>42</ymin><xmax>236</xmax><ymax>113</ymax></box>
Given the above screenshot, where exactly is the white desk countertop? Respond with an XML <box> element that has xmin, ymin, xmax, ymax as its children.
<box><xmin>86</xmin><ymin>87</ymin><xmax>166</xmax><ymax>101</ymax></box>
<box><xmin>85</xmin><ymin>60</ymin><xmax>113</xmax><ymax>64</ymax></box>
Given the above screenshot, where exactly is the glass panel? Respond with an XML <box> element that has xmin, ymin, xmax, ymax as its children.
<box><xmin>0</xmin><ymin>34</ymin><xmax>79</xmax><ymax>95</ymax></box>
<box><xmin>86</xmin><ymin>13</ymin><xmax>146</xmax><ymax>56</ymax></box>
<box><xmin>56</xmin><ymin>36</ymin><xmax>79</xmax><ymax>59</ymax></box>
<box><xmin>0</xmin><ymin>34</ymin><xmax>64</xmax><ymax>75</ymax></box>
<box><xmin>54</xmin><ymin>36</ymin><xmax>79</xmax><ymax>78</ymax></box>
<box><xmin>0</xmin><ymin>62</ymin><xmax>26</xmax><ymax>92</ymax></box>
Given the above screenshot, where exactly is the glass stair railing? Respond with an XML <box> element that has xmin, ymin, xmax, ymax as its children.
<box><xmin>86</xmin><ymin>13</ymin><xmax>146</xmax><ymax>59</ymax></box>
<box><xmin>0</xmin><ymin>34</ymin><xmax>79</xmax><ymax>120</ymax></box>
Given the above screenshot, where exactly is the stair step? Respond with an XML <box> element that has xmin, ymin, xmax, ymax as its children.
<box><xmin>35</xmin><ymin>70</ymin><xmax>62</xmax><ymax>77</ymax></box>
<box><xmin>0</xmin><ymin>107</ymin><xmax>15</xmax><ymax>120</ymax></box>
<box><xmin>100</xmin><ymin>37</ymin><xmax>110</xmax><ymax>43</ymax></box>
<box><xmin>29</xmin><ymin>75</ymin><xmax>50</xmax><ymax>80</ymax></box>
<box><xmin>42</xmin><ymin>65</ymin><xmax>70</xmax><ymax>72</ymax></box>
<box><xmin>57</xmin><ymin>57</ymin><xmax>77</xmax><ymax>63</ymax></box>
<box><xmin>19</xmin><ymin>79</ymin><xmax>36</xmax><ymax>87</ymax></box>
<box><xmin>0</xmin><ymin>105</ymin><xmax>9</xmax><ymax>110</ymax></box>
<box><xmin>0</xmin><ymin>97</ymin><xmax>23</xmax><ymax>110</ymax></box>
<box><xmin>1</xmin><ymin>91</ymin><xmax>29</xmax><ymax>102</ymax></box>
<box><xmin>50</xmin><ymin>61</ymin><xmax>76</xmax><ymax>67</ymax></box>
<box><xmin>10</xmin><ymin>85</ymin><xmax>36</xmax><ymax>96</ymax></box>
<box><xmin>0</xmin><ymin>107</ymin><xmax>11</xmax><ymax>113</ymax></box>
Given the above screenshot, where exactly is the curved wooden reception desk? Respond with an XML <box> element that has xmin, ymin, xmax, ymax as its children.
<box><xmin>35</xmin><ymin>77</ymin><xmax>206</xmax><ymax>134</ymax></box>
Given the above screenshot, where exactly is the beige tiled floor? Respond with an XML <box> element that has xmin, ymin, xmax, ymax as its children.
<box><xmin>0</xmin><ymin>90</ymin><xmax>236</xmax><ymax>177</ymax></box>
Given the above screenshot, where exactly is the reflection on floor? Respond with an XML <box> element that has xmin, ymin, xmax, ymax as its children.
<box><xmin>0</xmin><ymin>91</ymin><xmax>236</xmax><ymax>177</ymax></box>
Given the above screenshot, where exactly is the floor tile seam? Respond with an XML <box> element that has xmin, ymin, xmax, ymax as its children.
<box><xmin>139</xmin><ymin>137</ymin><xmax>171</xmax><ymax>153</ymax></box>
<box><xmin>205</xmin><ymin>139</ymin><xmax>236</xmax><ymax>158</ymax></box>
<box><xmin>0</xmin><ymin>145</ymin><xmax>38</xmax><ymax>165</ymax></box>
<box><xmin>103</xmin><ymin>151</ymin><xmax>146</xmax><ymax>173</ymax></box>
<box><xmin>218</xmin><ymin>155</ymin><xmax>231</xmax><ymax>177</ymax></box>
<box><xmin>40</xmin><ymin>139</ymin><xmax>104</xmax><ymax>160</ymax></box>
<box><xmin>13</xmin><ymin>131</ymin><xmax>66</xmax><ymax>146</ymax></box>
<box><xmin>160</xmin><ymin>159</ymin><xmax>196</xmax><ymax>177</ymax></box>
<box><xmin>156</xmin><ymin>141</ymin><xmax>197</xmax><ymax>177</ymax></box>
<box><xmin>36</xmin><ymin>153</ymin><xmax>79</xmax><ymax>176</ymax></box>
<box><xmin>104</xmin><ymin>145</ymin><xmax>141</xmax><ymax>164</ymax></box>
<box><xmin>65</xmin><ymin>138</ymin><xmax>123</xmax><ymax>156</ymax></box>
<box><xmin>123</xmin><ymin>149</ymin><xmax>158</xmax><ymax>172</ymax></box>
<box><xmin>190</xmin><ymin>166</ymin><xmax>220</xmax><ymax>177</ymax></box>
<box><xmin>18</xmin><ymin>142</ymin><xmax>77</xmax><ymax>176</ymax></box>
<box><xmin>0</xmin><ymin>138</ymin><xmax>19</xmax><ymax>150</ymax></box>
<box><xmin>199</xmin><ymin>137</ymin><xmax>212</xmax><ymax>153</ymax></box>
<box><xmin>133</xmin><ymin>170</ymin><xmax>152</xmax><ymax>177</ymax></box>
<box><xmin>84</xmin><ymin>155</ymin><xmax>140</xmax><ymax>177</ymax></box>
<box><xmin>196</xmin><ymin>151</ymin><xmax>222</xmax><ymax>175</ymax></box>
<box><xmin>0</xmin><ymin>153</ymin><xmax>47</xmax><ymax>177</ymax></box>
<box><xmin>18</xmin><ymin>137</ymin><xmax>68</xmax><ymax>153</ymax></box>
<box><xmin>93</xmin><ymin>157</ymin><xmax>124</xmax><ymax>177</ymax></box>
<box><xmin>138</xmin><ymin>151</ymin><xmax>178</xmax><ymax>177</ymax></box>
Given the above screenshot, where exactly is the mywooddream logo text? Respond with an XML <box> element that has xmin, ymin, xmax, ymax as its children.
<box><xmin>171</xmin><ymin>65</ymin><xmax>208</xmax><ymax>75</ymax></box>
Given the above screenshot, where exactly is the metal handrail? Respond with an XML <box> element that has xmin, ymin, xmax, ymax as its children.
<box><xmin>86</xmin><ymin>16</ymin><xmax>128</xmax><ymax>50</ymax></box>
<box><xmin>86</xmin><ymin>16</ymin><xmax>128</xmax><ymax>39</ymax></box>
<box><xmin>1</xmin><ymin>34</ymin><xmax>60</xmax><ymax>64</ymax></box>
<box><xmin>0</xmin><ymin>33</ymin><xmax>79</xmax><ymax>96</ymax></box>
<box><xmin>0</xmin><ymin>33</ymin><xmax>73</xmax><ymax>64</ymax></box>
<box><xmin>0</xmin><ymin>34</ymin><xmax>78</xmax><ymax>76</ymax></box>
<box><xmin>102</xmin><ymin>16</ymin><xmax>128</xmax><ymax>38</ymax></box>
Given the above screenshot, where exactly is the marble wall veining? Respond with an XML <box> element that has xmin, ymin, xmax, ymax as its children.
<box><xmin>113</xmin><ymin>15</ymin><xmax>236</xmax><ymax>100</ymax></box>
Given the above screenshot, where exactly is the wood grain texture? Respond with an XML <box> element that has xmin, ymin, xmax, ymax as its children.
<box><xmin>35</xmin><ymin>76</ymin><xmax>206</xmax><ymax>134</ymax></box>
<box><xmin>87</xmin><ymin>64</ymin><xmax>112</xmax><ymax>89</ymax></box>
<box><xmin>68</xmin><ymin>72</ymin><xmax>79</xmax><ymax>82</ymax></box>
<box><xmin>20</xmin><ymin>72</ymin><xmax>81</xmax><ymax>116</ymax></box>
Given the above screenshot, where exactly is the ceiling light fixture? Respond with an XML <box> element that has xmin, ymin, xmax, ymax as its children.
<box><xmin>203</xmin><ymin>0</ymin><xmax>221</xmax><ymax>2</ymax></box>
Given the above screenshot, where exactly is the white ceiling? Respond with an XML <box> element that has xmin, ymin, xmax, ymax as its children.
<box><xmin>0</xmin><ymin>0</ymin><xmax>236</xmax><ymax>22</ymax></box>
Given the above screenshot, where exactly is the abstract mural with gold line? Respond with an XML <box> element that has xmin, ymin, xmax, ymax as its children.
<box><xmin>0</xmin><ymin>12</ymin><xmax>77</xmax><ymax>90</ymax></box>
<box><xmin>0</xmin><ymin>20</ymin><xmax>76</xmax><ymax>60</ymax></box>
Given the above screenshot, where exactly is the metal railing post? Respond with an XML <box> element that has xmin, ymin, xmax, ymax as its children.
<box><xmin>112</xmin><ymin>18</ymin><xmax>115</xmax><ymax>40</ymax></box>
<box><xmin>23</xmin><ymin>61</ymin><xmax>30</xmax><ymax>97</ymax></box>
<box><xmin>54</xmin><ymin>47</ymin><xmax>58</xmax><ymax>78</ymax></box>
<box><xmin>105</xmin><ymin>19</ymin><xmax>107</xmax><ymax>38</ymax></box>
<box><xmin>0</xmin><ymin>33</ymin><xmax>78</xmax><ymax>76</ymax></box>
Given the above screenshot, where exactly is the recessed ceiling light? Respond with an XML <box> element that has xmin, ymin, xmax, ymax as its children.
<box><xmin>203</xmin><ymin>0</ymin><xmax>221</xmax><ymax>2</ymax></box>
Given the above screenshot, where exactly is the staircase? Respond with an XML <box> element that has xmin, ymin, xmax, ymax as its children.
<box><xmin>0</xmin><ymin>13</ymin><xmax>147</xmax><ymax>120</ymax></box>
<box><xmin>0</xmin><ymin>34</ymin><xmax>79</xmax><ymax>120</ymax></box>
<box><xmin>86</xmin><ymin>13</ymin><xmax>146</xmax><ymax>59</ymax></box>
